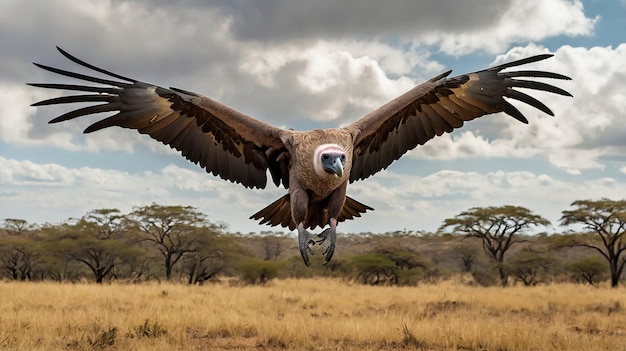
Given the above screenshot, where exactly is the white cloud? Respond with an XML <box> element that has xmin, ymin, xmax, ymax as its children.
<box><xmin>237</xmin><ymin>40</ymin><xmax>419</xmax><ymax>125</ymax></box>
<box><xmin>0</xmin><ymin>84</ymin><xmax>77</xmax><ymax>149</ymax></box>
<box><xmin>1</xmin><ymin>0</ymin><xmax>622</xmax><ymax>235</ymax></box>
<box><xmin>2</xmin><ymin>0</ymin><xmax>598</xmax><ymax>152</ymax></box>
<box><xmin>0</xmin><ymin>82</ymin><xmax>147</xmax><ymax>153</ymax></box>
<box><xmin>341</xmin><ymin>168</ymin><xmax>626</xmax><ymax>233</ymax></box>
<box><xmin>0</xmin><ymin>156</ymin><xmax>283</xmax><ymax>231</ymax></box>
<box><xmin>404</xmin><ymin>44</ymin><xmax>626</xmax><ymax>175</ymax></box>
<box><xmin>417</xmin><ymin>0</ymin><xmax>597</xmax><ymax>55</ymax></box>
<box><xmin>4</xmin><ymin>156</ymin><xmax>623</xmax><ymax>234</ymax></box>
<box><xmin>217</xmin><ymin>0</ymin><xmax>596</xmax><ymax>55</ymax></box>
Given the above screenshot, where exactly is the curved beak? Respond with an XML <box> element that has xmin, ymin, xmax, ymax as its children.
<box><xmin>321</xmin><ymin>152</ymin><xmax>346</xmax><ymax>177</ymax></box>
<box><xmin>331</xmin><ymin>157</ymin><xmax>344</xmax><ymax>177</ymax></box>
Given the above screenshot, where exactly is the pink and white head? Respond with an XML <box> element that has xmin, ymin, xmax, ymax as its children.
<box><xmin>313</xmin><ymin>143</ymin><xmax>347</xmax><ymax>177</ymax></box>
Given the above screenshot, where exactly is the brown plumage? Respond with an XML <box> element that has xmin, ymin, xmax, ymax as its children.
<box><xmin>29</xmin><ymin>47</ymin><xmax>572</xmax><ymax>265</ymax></box>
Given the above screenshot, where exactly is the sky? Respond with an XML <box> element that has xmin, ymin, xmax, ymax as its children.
<box><xmin>1</xmin><ymin>0</ymin><xmax>625</xmax><ymax>235</ymax></box>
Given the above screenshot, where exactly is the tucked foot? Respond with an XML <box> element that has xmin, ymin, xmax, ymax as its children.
<box><xmin>297</xmin><ymin>223</ymin><xmax>315</xmax><ymax>266</ymax></box>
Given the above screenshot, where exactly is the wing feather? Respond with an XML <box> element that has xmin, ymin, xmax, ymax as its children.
<box><xmin>446</xmin><ymin>94</ymin><xmax>484</xmax><ymax>114</ymax></box>
<box><xmin>30</xmin><ymin>47</ymin><xmax>290</xmax><ymax>189</ymax></box>
<box><xmin>347</xmin><ymin>54</ymin><xmax>572</xmax><ymax>182</ymax></box>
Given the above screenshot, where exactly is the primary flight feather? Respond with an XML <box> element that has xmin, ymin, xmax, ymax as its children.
<box><xmin>30</xmin><ymin>47</ymin><xmax>571</xmax><ymax>265</ymax></box>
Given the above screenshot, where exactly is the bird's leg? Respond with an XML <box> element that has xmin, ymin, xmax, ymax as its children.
<box><xmin>297</xmin><ymin>223</ymin><xmax>315</xmax><ymax>266</ymax></box>
<box><xmin>316</xmin><ymin>218</ymin><xmax>337</xmax><ymax>265</ymax></box>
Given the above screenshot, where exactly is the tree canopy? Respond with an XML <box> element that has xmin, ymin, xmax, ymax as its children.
<box><xmin>1</xmin><ymin>199</ymin><xmax>625</xmax><ymax>287</ymax></box>
<box><xmin>560</xmin><ymin>199</ymin><xmax>626</xmax><ymax>287</ymax></box>
<box><xmin>440</xmin><ymin>205</ymin><xmax>550</xmax><ymax>286</ymax></box>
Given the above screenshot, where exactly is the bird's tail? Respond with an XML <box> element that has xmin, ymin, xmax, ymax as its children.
<box><xmin>250</xmin><ymin>194</ymin><xmax>373</xmax><ymax>231</ymax></box>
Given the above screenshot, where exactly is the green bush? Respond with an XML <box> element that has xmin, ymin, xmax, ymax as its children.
<box><xmin>237</xmin><ymin>259</ymin><xmax>281</xmax><ymax>285</ymax></box>
<box><xmin>568</xmin><ymin>256</ymin><xmax>608</xmax><ymax>286</ymax></box>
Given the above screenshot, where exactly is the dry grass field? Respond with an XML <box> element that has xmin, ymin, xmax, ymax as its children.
<box><xmin>1</xmin><ymin>278</ymin><xmax>625</xmax><ymax>350</ymax></box>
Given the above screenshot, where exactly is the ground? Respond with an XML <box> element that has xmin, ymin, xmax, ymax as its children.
<box><xmin>0</xmin><ymin>278</ymin><xmax>625</xmax><ymax>350</ymax></box>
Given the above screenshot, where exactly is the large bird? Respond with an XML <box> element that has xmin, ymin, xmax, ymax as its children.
<box><xmin>30</xmin><ymin>47</ymin><xmax>571</xmax><ymax>265</ymax></box>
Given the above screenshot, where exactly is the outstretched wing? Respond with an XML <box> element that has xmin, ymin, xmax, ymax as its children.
<box><xmin>29</xmin><ymin>47</ymin><xmax>291</xmax><ymax>189</ymax></box>
<box><xmin>347</xmin><ymin>54</ymin><xmax>572</xmax><ymax>182</ymax></box>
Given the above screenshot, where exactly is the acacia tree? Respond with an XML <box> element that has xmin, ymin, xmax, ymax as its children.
<box><xmin>182</xmin><ymin>232</ymin><xmax>239</xmax><ymax>284</ymax></box>
<box><xmin>78</xmin><ymin>209</ymin><xmax>126</xmax><ymax>239</ymax></box>
<box><xmin>0</xmin><ymin>236</ymin><xmax>40</xmax><ymax>280</ymax></box>
<box><xmin>2</xmin><ymin>218</ymin><xmax>34</xmax><ymax>236</ymax></box>
<box><xmin>348</xmin><ymin>249</ymin><xmax>428</xmax><ymax>286</ymax></box>
<box><xmin>505</xmin><ymin>248</ymin><xmax>560</xmax><ymax>286</ymax></box>
<box><xmin>456</xmin><ymin>244</ymin><xmax>478</xmax><ymax>273</ymax></box>
<box><xmin>568</xmin><ymin>256</ymin><xmax>608</xmax><ymax>286</ymax></box>
<box><xmin>58</xmin><ymin>234</ymin><xmax>137</xmax><ymax>283</ymax></box>
<box><xmin>44</xmin><ymin>222</ymin><xmax>143</xmax><ymax>283</ymax></box>
<box><xmin>127</xmin><ymin>203</ymin><xmax>223</xmax><ymax>280</ymax></box>
<box><xmin>256</xmin><ymin>231</ymin><xmax>291</xmax><ymax>261</ymax></box>
<box><xmin>440</xmin><ymin>206</ymin><xmax>550</xmax><ymax>286</ymax></box>
<box><xmin>560</xmin><ymin>199</ymin><xmax>626</xmax><ymax>288</ymax></box>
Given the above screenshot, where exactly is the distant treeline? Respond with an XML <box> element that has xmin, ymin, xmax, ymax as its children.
<box><xmin>1</xmin><ymin>199</ymin><xmax>624</xmax><ymax>287</ymax></box>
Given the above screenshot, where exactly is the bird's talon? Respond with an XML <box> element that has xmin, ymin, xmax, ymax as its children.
<box><xmin>321</xmin><ymin>227</ymin><xmax>337</xmax><ymax>265</ymax></box>
<box><xmin>298</xmin><ymin>224</ymin><xmax>315</xmax><ymax>266</ymax></box>
<box><xmin>298</xmin><ymin>224</ymin><xmax>337</xmax><ymax>265</ymax></box>
<box><xmin>316</xmin><ymin>228</ymin><xmax>330</xmax><ymax>244</ymax></box>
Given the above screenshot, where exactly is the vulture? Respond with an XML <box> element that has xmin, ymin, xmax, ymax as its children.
<box><xmin>29</xmin><ymin>47</ymin><xmax>571</xmax><ymax>265</ymax></box>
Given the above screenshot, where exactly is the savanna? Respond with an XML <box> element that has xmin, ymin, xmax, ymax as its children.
<box><xmin>1</xmin><ymin>199</ymin><xmax>625</xmax><ymax>350</ymax></box>
<box><xmin>1</xmin><ymin>279</ymin><xmax>625</xmax><ymax>350</ymax></box>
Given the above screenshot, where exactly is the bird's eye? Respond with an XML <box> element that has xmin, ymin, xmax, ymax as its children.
<box><xmin>340</xmin><ymin>155</ymin><xmax>346</xmax><ymax>161</ymax></box>
<box><xmin>322</xmin><ymin>154</ymin><xmax>329</xmax><ymax>160</ymax></box>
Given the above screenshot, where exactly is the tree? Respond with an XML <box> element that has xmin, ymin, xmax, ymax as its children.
<box><xmin>440</xmin><ymin>206</ymin><xmax>550</xmax><ymax>286</ymax></box>
<box><xmin>505</xmin><ymin>248</ymin><xmax>560</xmax><ymax>286</ymax></box>
<box><xmin>237</xmin><ymin>258</ymin><xmax>282</xmax><ymax>285</ymax></box>
<box><xmin>349</xmin><ymin>253</ymin><xmax>399</xmax><ymax>285</ymax></box>
<box><xmin>456</xmin><ymin>244</ymin><xmax>478</xmax><ymax>273</ymax></box>
<box><xmin>258</xmin><ymin>231</ymin><xmax>291</xmax><ymax>261</ymax></box>
<box><xmin>44</xmin><ymin>222</ymin><xmax>143</xmax><ymax>283</ymax></box>
<box><xmin>182</xmin><ymin>232</ymin><xmax>239</xmax><ymax>284</ymax></box>
<box><xmin>78</xmin><ymin>209</ymin><xmax>126</xmax><ymax>239</ymax></box>
<box><xmin>0</xmin><ymin>236</ymin><xmax>40</xmax><ymax>280</ymax></box>
<box><xmin>59</xmin><ymin>236</ymin><xmax>134</xmax><ymax>283</ymax></box>
<box><xmin>2</xmin><ymin>218</ymin><xmax>34</xmax><ymax>236</ymax></box>
<box><xmin>560</xmin><ymin>199</ymin><xmax>626</xmax><ymax>287</ymax></box>
<box><xmin>348</xmin><ymin>249</ymin><xmax>428</xmax><ymax>286</ymax></box>
<box><xmin>73</xmin><ymin>209</ymin><xmax>152</xmax><ymax>282</ymax></box>
<box><xmin>127</xmin><ymin>203</ymin><xmax>223</xmax><ymax>280</ymax></box>
<box><xmin>38</xmin><ymin>224</ymin><xmax>85</xmax><ymax>282</ymax></box>
<box><xmin>568</xmin><ymin>256</ymin><xmax>608</xmax><ymax>286</ymax></box>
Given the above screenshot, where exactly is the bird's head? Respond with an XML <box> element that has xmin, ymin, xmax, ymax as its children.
<box><xmin>313</xmin><ymin>144</ymin><xmax>347</xmax><ymax>178</ymax></box>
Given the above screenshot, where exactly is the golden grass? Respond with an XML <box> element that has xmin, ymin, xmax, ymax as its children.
<box><xmin>1</xmin><ymin>278</ymin><xmax>625</xmax><ymax>350</ymax></box>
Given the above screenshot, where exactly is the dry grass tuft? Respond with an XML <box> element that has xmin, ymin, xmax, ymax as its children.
<box><xmin>127</xmin><ymin>319</ymin><xmax>168</xmax><ymax>339</ymax></box>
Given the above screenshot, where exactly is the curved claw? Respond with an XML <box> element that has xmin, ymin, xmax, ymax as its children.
<box><xmin>319</xmin><ymin>227</ymin><xmax>337</xmax><ymax>265</ymax></box>
<box><xmin>297</xmin><ymin>223</ymin><xmax>315</xmax><ymax>266</ymax></box>
<box><xmin>315</xmin><ymin>232</ymin><xmax>327</xmax><ymax>245</ymax></box>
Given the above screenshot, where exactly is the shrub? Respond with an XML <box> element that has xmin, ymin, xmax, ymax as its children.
<box><xmin>237</xmin><ymin>259</ymin><xmax>281</xmax><ymax>285</ymax></box>
<box><xmin>126</xmin><ymin>319</ymin><xmax>168</xmax><ymax>339</ymax></box>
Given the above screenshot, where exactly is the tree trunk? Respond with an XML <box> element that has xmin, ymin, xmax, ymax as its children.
<box><xmin>609</xmin><ymin>259</ymin><xmax>620</xmax><ymax>288</ymax></box>
<box><xmin>165</xmin><ymin>254</ymin><xmax>173</xmax><ymax>280</ymax></box>
<box><xmin>187</xmin><ymin>262</ymin><xmax>197</xmax><ymax>285</ymax></box>
<box><xmin>610</xmin><ymin>266</ymin><xmax>619</xmax><ymax>288</ymax></box>
<box><xmin>498</xmin><ymin>263</ymin><xmax>508</xmax><ymax>287</ymax></box>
